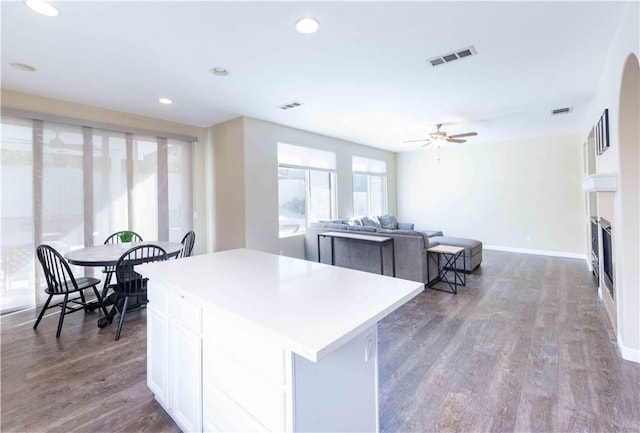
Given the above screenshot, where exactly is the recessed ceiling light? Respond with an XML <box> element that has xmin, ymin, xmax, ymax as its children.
<box><xmin>24</xmin><ymin>0</ymin><xmax>60</xmax><ymax>17</ymax></box>
<box><xmin>209</xmin><ymin>67</ymin><xmax>228</xmax><ymax>76</ymax></box>
<box><xmin>295</xmin><ymin>17</ymin><xmax>319</xmax><ymax>34</ymax></box>
<box><xmin>10</xmin><ymin>62</ymin><xmax>37</xmax><ymax>72</ymax></box>
<box><xmin>158</xmin><ymin>98</ymin><xmax>173</xmax><ymax>105</ymax></box>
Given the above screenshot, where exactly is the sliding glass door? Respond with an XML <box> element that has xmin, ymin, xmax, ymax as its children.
<box><xmin>1</xmin><ymin>118</ymin><xmax>36</xmax><ymax>312</ymax></box>
<box><xmin>0</xmin><ymin>116</ymin><xmax>194</xmax><ymax>313</ymax></box>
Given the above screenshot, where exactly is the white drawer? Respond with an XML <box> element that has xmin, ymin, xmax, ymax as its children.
<box><xmin>170</xmin><ymin>291</ymin><xmax>201</xmax><ymax>334</ymax></box>
<box><xmin>203</xmin><ymin>348</ymin><xmax>286</xmax><ymax>432</ymax></box>
<box><xmin>147</xmin><ymin>282</ymin><xmax>169</xmax><ymax>312</ymax></box>
<box><xmin>203</xmin><ymin>379</ymin><xmax>269</xmax><ymax>433</ymax></box>
<box><xmin>203</xmin><ymin>312</ymin><xmax>285</xmax><ymax>385</ymax></box>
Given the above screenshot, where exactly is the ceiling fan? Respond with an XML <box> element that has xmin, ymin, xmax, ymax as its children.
<box><xmin>403</xmin><ymin>124</ymin><xmax>478</xmax><ymax>146</ymax></box>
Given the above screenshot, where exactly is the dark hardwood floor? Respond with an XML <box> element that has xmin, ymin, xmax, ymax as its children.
<box><xmin>2</xmin><ymin>250</ymin><xmax>639</xmax><ymax>432</ymax></box>
<box><xmin>378</xmin><ymin>251</ymin><xmax>640</xmax><ymax>433</ymax></box>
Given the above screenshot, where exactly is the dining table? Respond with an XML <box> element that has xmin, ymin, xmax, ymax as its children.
<box><xmin>65</xmin><ymin>240</ymin><xmax>183</xmax><ymax>267</ymax></box>
<box><xmin>64</xmin><ymin>241</ymin><xmax>184</xmax><ymax>323</ymax></box>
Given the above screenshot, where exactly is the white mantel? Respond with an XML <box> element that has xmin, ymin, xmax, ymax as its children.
<box><xmin>582</xmin><ymin>173</ymin><xmax>618</xmax><ymax>192</ymax></box>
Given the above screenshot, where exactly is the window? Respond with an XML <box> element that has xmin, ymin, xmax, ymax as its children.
<box><xmin>278</xmin><ymin>143</ymin><xmax>337</xmax><ymax>237</ymax></box>
<box><xmin>352</xmin><ymin>156</ymin><xmax>387</xmax><ymax>216</ymax></box>
<box><xmin>0</xmin><ymin>115</ymin><xmax>194</xmax><ymax>313</ymax></box>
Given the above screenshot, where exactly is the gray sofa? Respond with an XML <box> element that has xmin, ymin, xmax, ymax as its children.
<box><xmin>304</xmin><ymin>215</ymin><xmax>482</xmax><ymax>284</ymax></box>
<box><xmin>304</xmin><ymin>216</ymin><xmax>442</xmax><ymax>285</ymax></box>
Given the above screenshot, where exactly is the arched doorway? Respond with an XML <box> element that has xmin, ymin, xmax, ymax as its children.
<box><xmin>617</xmin><ymin>53</ymin><xmax>639</xmax><ymax>357</ymax></box>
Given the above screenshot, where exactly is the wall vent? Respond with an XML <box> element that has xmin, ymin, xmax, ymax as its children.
<box><xmin>277</xmin><ymin>101</ymin><xmax>303</xmax><ymax>110</ymax></box>
<box><xmin>428</xmin><ymin>46</ymin><xmax>477</xmax><ymax>67</ymax></box>
<box><xmin>552</xmin><ymin>107</ymin><xmax>573</xmax><ymax>115</ymax></box>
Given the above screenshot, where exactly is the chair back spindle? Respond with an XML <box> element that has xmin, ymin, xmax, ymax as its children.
<box><xmin>34</xmin><ymin>244</ymin><xmax>108</xmax><ymax>337</ymax></box>
<box><xmin>177</xmin><ymin>231</ymin><xmax>196</xmax><ymax>259</ymax></box>
<box><xmin>106</xmin><ymin>245</ymin><xmax>167</xmax><ymax>340</ymax></box>
<box><xmin>36</xmin><ymin>245</ymin><xmax>78</xmax><ymax>294</ymax></box>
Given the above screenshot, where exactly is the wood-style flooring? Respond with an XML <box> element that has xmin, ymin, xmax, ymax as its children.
<box><xmin>1</xmin><ymin>250</ymin><xmax>639</xmax><ymax>432</ymax></box>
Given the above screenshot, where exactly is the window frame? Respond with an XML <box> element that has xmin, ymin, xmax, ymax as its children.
<box><xmin>352</xmin><ymin>156</ymin><xmax>388</xmax><ymax>217</ymax></box>
<box><xmin>277</xmin><ymin>144</ymin><xmax>338</xmax><ymax>238</ymax></box>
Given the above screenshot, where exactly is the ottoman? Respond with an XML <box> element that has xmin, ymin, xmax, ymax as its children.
<box><xmin>429</xmin><ymin>236</ymin><xmax>482</xmax><ymax>272</ymax></box>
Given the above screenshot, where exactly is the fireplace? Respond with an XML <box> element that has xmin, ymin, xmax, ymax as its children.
<box><xmin>600</xmin><ymin>218</ymin><xmax>614</xmax><ymax>299</ymax></box>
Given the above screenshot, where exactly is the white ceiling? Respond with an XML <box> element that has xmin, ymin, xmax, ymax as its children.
<box><xmin>1</xmin><ymin>1</ymin><xmax>627</xmax><ymax>151</ymax></box>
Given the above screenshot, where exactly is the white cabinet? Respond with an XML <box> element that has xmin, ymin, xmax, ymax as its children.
<box><xmin>146</xmin><ymin>303</ymin><xmax>169</xmax><ymax>408</ymax></box>
<box><xmin>199</xmin><ymin>311</ymin><xmax>377</xmax><ymax>432</ymax></box>
<box><xmin>147</xmin><ymin>282</ymin><xmax>202</xmax><ymax>433</ymax></box>
<box><xmin>201</xmin><ymin>312</ymin><xmax>291</xmax><ymax>432</ymax></box>
<box><xmin>170</xmin><ymin>322</ymin><xmax>202</xmax><ymax>433</ymax></box>
<box><xmin>141</xmin><ymin>249</ymin><xmax>423</xmax><ymax>433</ymax></box>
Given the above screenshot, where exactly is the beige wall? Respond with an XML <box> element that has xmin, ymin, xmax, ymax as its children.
<box><xmin>397</xmin><ymin>134</ymin><xmax>585</xmax><ymax>255</ymax></box>
<box><xmin>1</xmin><ymin>89</ymin><xmax>211</xmax><ymax>254</ymax></box>
<box><xmin>213</xmin><ymin>116</ymin><xmax>397</xmax><ymax>259</ymax></box>
<box><xmin>211</xmin><ymin>118</ymin><xmax>246</xmax><ymax>251</ymax></box>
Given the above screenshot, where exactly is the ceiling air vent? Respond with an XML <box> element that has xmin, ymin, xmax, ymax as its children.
<box><xmin>428</xmin><ymin>46</ymin><xmax>477</xmax><ymax>67</ymax></box>
<box><xmin>552</xmin><ymin>107</ymin><xmax>573</xmax><ymax>115</ymax></box>
<box><xmin>277</xmin><ymin>101</ymin><xmax>303</xmax><ymax>110</ymax></box>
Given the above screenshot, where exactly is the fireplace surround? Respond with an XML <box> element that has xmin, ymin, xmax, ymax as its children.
<box><xmin>600</xmin><ymin>218</ymin><xmax>614</xmax><ymax>300</ymax></box>
<box><xmin>590</xmin><ymin>217</ymin><xmax>599</xmax><ymax>282</ymax></box>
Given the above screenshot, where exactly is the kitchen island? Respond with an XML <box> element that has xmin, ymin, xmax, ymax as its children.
<box><xmin>137</xmin><ymin>248</ymin><xmax>423</xmax><ymax>432</ymax></box>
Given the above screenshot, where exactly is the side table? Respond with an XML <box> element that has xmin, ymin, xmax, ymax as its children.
<box><xmin>427</xmin><ymin>245</ymin><xmax>466</xmax><ymax>294</ymax></box>
<box><xmin>317</xmin><ymin>231</ymin><xmax>395</xmax><ymax>277</ymax></box>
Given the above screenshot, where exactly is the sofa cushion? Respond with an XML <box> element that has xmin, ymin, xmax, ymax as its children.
<box><xmin>362</xmin><ymin>216</ymin><xmax>381</xmax><ymax>228</ymax></box>
<box><xmin>324</xmin><ymin>222</ymin><xmax>349</xmax><ymax>230</ymax></box>
<box><xmin>346</xmin><ymin>217</ymin><xmax>363</xmax><ymax>226</ymax></box>
<box><xmin>397</xmin><ymin>222</ymin><xmax>414</xmax><ymax>230</ymax></box>
<box><xmin>347</xmin><ymin>225</ymin><xmax>377</xmax><ymax>233</ymax></box>
<box><xmin>376</xmin><ymin>228</ymin><xmax>430</xmax><ymax>247</ymax></box>
<box><xmin>430</xmin><ymin>236</ymin><xmax>482</xmax><ymax>255</ymax></box>
<box><xmin>377</xmin><ymin>214</ymin><xmax>398</xmax><ymax>230</ymax></box>
<box><xmin>421</xmin><ymin>230</ymin><xmax>444</xmax><ymax>237</ymax></box>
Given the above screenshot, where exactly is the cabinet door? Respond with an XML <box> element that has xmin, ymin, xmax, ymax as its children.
<box><xmin>170</xmin><ymin>322</ymin><xmax>202</xmax><ymax>433</ymax></box>
<box><xmin>147</xmin><ymin>304</ymin><xmax>170</xmax><ymax>409</ymax></box>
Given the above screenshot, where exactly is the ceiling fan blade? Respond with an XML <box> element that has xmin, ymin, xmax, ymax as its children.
<box><xmin>446</xmin><ymin>138</ymin><xmax>466</xmax><ymax>143</ymax></box>
<box><xmin>420</xmin><ymin>142</ymin><xmax>432</xmax><ymax>147</ymax></box>
<box><xmin>447</xmin><ymin>132</ymin><xmax>478</xmax><ymax>139</ymax></box>
<box><xmin>402</xmin><ymin>138</ymin><xmax>430</xmax><ymax>143</ymax></box>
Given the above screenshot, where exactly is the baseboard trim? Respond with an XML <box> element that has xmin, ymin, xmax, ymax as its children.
<box><xmin>618</xmin><ymin>334</ymin><xmax>640</xmax><ymax>363</ymax></box>
<box><xmin>484</xmin><ymin>245</ymin><xmax>588</xmax><ymax>262</ymax></box>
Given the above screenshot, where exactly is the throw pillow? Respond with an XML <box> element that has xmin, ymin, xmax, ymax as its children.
<box><xmin>346</xmin><ymin>217</ymin><xmax>363</xmax><ymax>226</ymax></box>
<box><xmin>361</xmin><ymin>216</ymin><xmax>381</xmax><ymax>228</ymax></box>
<box><xmin>378</xmin><ymin>214</ymin><xmax>398</xmax><ymax>230</ymax></box>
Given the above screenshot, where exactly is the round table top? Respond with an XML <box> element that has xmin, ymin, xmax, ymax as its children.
<box><xmin>65</xmin><ymin>241</ymin><xmax>183</xmax><ymax>267</ymax></box>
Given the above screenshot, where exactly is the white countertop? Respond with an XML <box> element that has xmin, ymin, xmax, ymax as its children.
<box><xmin>137</xmin><ymin>248</ymin><xmax>423</xmax><ymax>362</ymax></box>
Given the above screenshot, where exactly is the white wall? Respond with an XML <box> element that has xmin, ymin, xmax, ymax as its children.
<box><xmin>213</xmin><ymin>116</ymin><xmax>397</xmax><ymax>259</ymax></box>
<box><xmin>397</xmin><ymin>134</ymin><xmax>585</xmax><ymax>255</ymax></box>
<box><xmin>580</xmin><ymin>1</ymin><xmax>639</xmax><ymax>362</ymax></box>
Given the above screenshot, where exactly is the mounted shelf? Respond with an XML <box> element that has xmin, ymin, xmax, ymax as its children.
<box><xmin>582</xmin><ymin>173</ymin><xmax>618</xmax><ymax>192</ymax></box>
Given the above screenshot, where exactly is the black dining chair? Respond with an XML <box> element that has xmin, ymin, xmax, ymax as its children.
<box><xmin>98</xmin><ymin>245</ymin><xmax>167</xmax><ymax>341</ymax></box>
<box><xmin>100</xmin><ymin>231</ymin><xmax>143</xmax><ymax>298</ymax></box>
<box><xmin>35</xmin><ymin>244</ymin><xmax>109</xmax><ymax>338</ymax></box>
<box><xmin>176</xmin><ymin>231</ymin><xmax>196</xmax><ymax>259</ymax></box>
